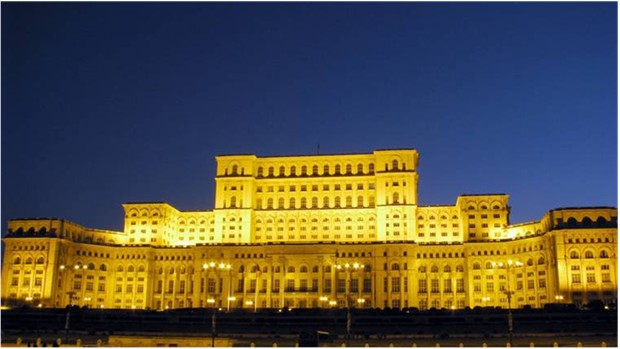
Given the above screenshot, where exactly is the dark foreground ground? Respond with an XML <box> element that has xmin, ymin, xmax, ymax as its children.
<box><xmin>1</xmin><ymin>306</ymin><xmax>617</xmax><ymax>347</ymax></box>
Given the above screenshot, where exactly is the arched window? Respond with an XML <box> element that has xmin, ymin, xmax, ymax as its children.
<box><xmin>392</xmin><ymin>159</ymin><xmax>399</xmax><ymax>170</ymax></box>
<box><xmin>25</xmin><ymin>257</ymin><xmax>33</xmax><ymax>264</ymax></box>
<box><xmin>278</xmin><ymin>198</ymin><xmax>285</xmax><ymax>209</ymax></box>
<box><xmin>128</xmin><ymin>265</ymin><xmax>135</xmax><ymax>272</ymax></box>
<box><xmin>456</xmin><ymin>265</ymin><xmax>464</xmax><ymax>272</ymax></box>
<box><xmin>287</xmin><ymin>266</ymin><xmax>295</xmax><ymax>273</ymax></box>
<box><xmin>279</xmin><ymin>166</ymin><xmax>285</xmax><ymax>176</ymax></box>
<box><xmin>290</xmin><ymin>166</ymin><xmax>296</xmax><ymax>176</ymax></box>
<box><xmin>300</xmin><ymin>266</ymin><xmax>308</xmax><ymax>273</ymax></box>
<box><xmin>570</xmin><ymin>251</ymin><xmax>579</xmax><ymax>259</ymax></box>
<box><xmin>527</xmin><ymin>258</ymin><xmax>533</xmax><ymax>266</ymax></box>
<box><xmin>100</xmin><ymin>264</ymin><xmax>107</xmax><ymax>271</ymax></box>
<box><xmin>585</xmin><ymin>250</ymin><xmax>594</xmax><ymax>259</ymax></box>
<box><xmin>357</xmin><ymin>196</ymin><xmax>364</xmax><ymax>207</ymax></box>
<box><xmin>600</xmin><ymin>250</ymin><xmax>610</xmax><ymax>258</ymax></box>
<box><xmin>582</xmin><ymin>217</ymin><xmax>592</xmax><ymax>227</ymax></box>
<box><xmin>324</xmin><ymin>266</ymin><xmax>331</xmax><ymax>273</ymax></box>
<box><xmin>301</xmin><ymin>166</ymin><xmax>307</xmax><ymax>175</ymax></box>
<box><xmin>232</xmin><ymin>164</ymin><xmax>238</xmax><ymax>175</ymax></box>
<box><xmin>323</xmin><ymin>165</ymin><xmax>330</xmax><ymax>175</ymax></box>
<box><xmin>87</xmin><ymin>263</ymin><xmax>95</xmax><ymax>270</ymax></box>
<box><xmin>596</xmin><ymin>216</ymin><xmax>607</xmax><ymax>227</ymax></box>
<box><xmin>485</xmin><ymin>262</ymin><xmax>493</xmax><ymax>269</ymax></box>
<box><xmin>301</xmin><ymin>198</ymin><xmax>307</xmax><ymax>209</ymax></box>
<box><xmin>346</xmin><ymin>164</ymin><xmax>352</xmax><ymax>174</ymax></box>
<box><xmin>567</xmin><ymin>217</ymin><xmax>578</xmax><ymax>227</ymax></box>
<box><xmin>13</xmin><ymin>257</ymin><xmax>21</xmax><ymax>264</ymax></box>
<box><xmin>391</xmin><ymin>263</ymin><xmax>400</xmax><ymax>270</ymax></box>
<box><xmin>323</xmin><ymin>197</ymin><xmax>330</xmax><ymax>208</ymax></box>
<box><xmin>117</xmin><ymin>266</ymin><xmax>124</xmax><ymax>272</ymax></box>
<box><xmin>444</xmin><ymin>265</ymin><xmax>451</xmax><ymax>273</ymax></box>
<box><xmin>393</xmin><ymin>192</ymin><xmax>399</xmax><ymax>204</ymax></box>
<box><xmin>335</xmin><ymin>164</ymin><xmax>341</xmax><ymax>174</ymax></box>
<box><xmin>268</xmin><ymin>167</ymin><xmax>274</xmax><ymax>177</ymax></box>
<box><xmin>418</xmin><ymin>266</ymin><xmax>426</xmax><ymax>273</ymax></box>
<box><xmin>346</xmin><ymin>196</ymin><xmax>352</xmax><ymax>208</ymax></box>
<box><xmin>473</xmin><ymin>262</ymin><xmax>481</xmax><ymax>270</ymax></box>
<box><xmin>430</xmin><ymin>265</ymin><xmax>439</xmax><ymax>273</ymax></box>
<box><xmin>138</xmin><ymin>265</ymin><xmax>146</xmax><ymax>272</ymax></box>
<box><xmin>357</xmin><ymin>163</ymin><xmax>364</xmax><ymax>174</ymax></box>
<box><xmin>312</xmin><ymin>266</ymin><xmax>319</xmax><ymax>273</ymax></box>
<box><xmin>369</xmin><ymin>163</ymin><xmax>375</xmax><ymax>173</ymax></box>
<box><xmin>36</xmin><ymin>257</ymin><xmax>45</xmax><ymax>264</ymax></box>
<box><xmin>289</xmin><ymin>197</ymin><xmax>296</xmax><ymax>209</ymax></box>
<box><xmin>230</xmin><ymin>196</ymin><xmax>237</xmax><ymax>208</ymax></box>
<box><xmin>257</xmin><ymin>167</ymin><xmax>264</xmax><ymax>177</ymax></box>
<box><xmin>312</xmin><ymin>197</ymin><xmax>318</xmax><ymax>208</ymax></box>
<box><xmin>267</xmin><ymin>199</ymin><xmax>274</xmax><ymax>209</ymax></box>
<box><xmin>537</xmin><ymin>257</ymin><xmax>545</xmax><ymax>265</ymax></box>
<box><xmin>312</xmin><ymin>165</ymin><xmax>318</xmax><ymax>175</ymax></box>
<box><xmin>335</xmin><ymin>197</ymin><xmax>341</xmax><ymax>208</ymax></box>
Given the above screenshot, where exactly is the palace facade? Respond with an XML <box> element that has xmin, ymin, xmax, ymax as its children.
<box><xmin>2</xmin><ymin>149</ymin><xmax>617</xmax><ymax>311</ymax></box>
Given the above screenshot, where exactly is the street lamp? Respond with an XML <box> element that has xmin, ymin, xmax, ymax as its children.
<box><xmin>335</xmin><ymin>262</ymin><xmax>364</xmax><ymax>345</ymax></box>
<box><xmin>319</xmin><ymin>296</ymin><xmax>329</xmax><ymax>308</ymax></box>
<box><xmin>555</xmin><ymin>295</ymin><xmax>564</xmax><ymax>302</ymax></box>
<box><xmin>492</xmin><ymin>260</ymin><xmax>522</xmax><ymax>347</ymax></box>
<box><xmin>207</xmin><ymin>298</ymin><xmax>216</xmax><ymax>347</ymax></box>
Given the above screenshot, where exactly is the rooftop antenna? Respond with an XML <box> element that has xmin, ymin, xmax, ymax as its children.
<box><xmin>317</xmin><ymin>143</ymin><xmax>320</xmax><ymax>155</ymax></box>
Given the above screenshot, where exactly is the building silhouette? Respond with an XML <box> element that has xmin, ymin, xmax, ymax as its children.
<box><xmin>2</xmin><ymin>149</ymin><xmax>616</xmax><ymax>310</ymax></box>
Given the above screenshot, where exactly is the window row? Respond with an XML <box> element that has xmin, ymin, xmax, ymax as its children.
<box><xmin>256</xmin><ymin>163</ymin><xmax>377</xmax><ymax>178</ymax></box>
<box><xmin>255</xmin><ymin>196</ymin><xmax>376</xmax><ymax>209</ymax></box>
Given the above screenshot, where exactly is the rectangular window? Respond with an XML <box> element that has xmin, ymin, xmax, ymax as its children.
<box><xmin>486</xmin><ymin>282</ymin><xmax>494</xmax><ymax>292</ymax></box>
<box><xmin>98</xmin><ymin>283</ymin><xmax>106</xmax><ymax>292</ymax></box>
<box><xmin>287</xmin><ymin>279</ymin><xmax>295</xmax><ymax>291</ymax></box>
<box><xmin>587</xmin><ymin>273</ymin><xmax>596</xmax><ymax>283</ymax></box>
<box><xmin>456</xmin><ymin>279</ymin><xmax>465</xmax><ymax>292</ymax></box>
<box><xmin>363</xmin><ymin>278</ymin><xmax>371</xmax><ymax>292</ymax></box>
<box><xmin>208</xmin><ymin>278</ymin><xmax>216</xmax><ymax>293</ymax></box>
<box><xmin>431</xmin><ymin>279</ymin><xmax>439</xmax><ymax>293</ymax></box>
<box><xmin>34</xmin><ymin>278</ymin><xmax>42</xmax><ymax>286</ymax></box>
<box><xmin>323</xmin><ymin>279</ymin><xmax>331</xmax><ymax>293</ymax></box>
<box><xmin>571</xmin><ymin>274</ymin><xmax>581</xmax><ymax>284</ymax></box>
<box><xmin>250</xmin><ymin>280</ymin><xmax>257</xmax><ymax>292</ymax></box>
<box><xmin>444</xmin><ymin>279</ymin><xmax>452</xmax><ymax>293</ymax></box>
<box><xmin>418</xmin><ymin>279</ymin><xmax>428</xmax><ymax>293</ymax></box>
<box><xmin>350</xmin><ymin>279</ymin><xmax>358</xmax><ymax>292</ymax></box>
<box><xmin>274</xmin><ymin>279</ymin><xmax>280</xmax><ymax>292</ymax></box>
<box><xmin>602</xmin><ymin>273</ymin><xmax>611</xmax><ymax>283</ymax></box>
<box><xmin>391</xmin><ymin>277</ymin><xmax>400</xmax><ymax>292</ymax></box>
<box><xmin>338</xmin><ymin>279</ymin><xmax>346</xmax><ymax>293</ymax></box>
<box><xmin>312</xmin><ymin>279</ymin><xmax>319</xmax><ymax>292</ymax></box>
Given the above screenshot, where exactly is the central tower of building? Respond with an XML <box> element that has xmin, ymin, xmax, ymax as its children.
<box><xmin>214</xmin><ymin>149</ymin><xmax>419</xmax><ymax>243</ymax></box>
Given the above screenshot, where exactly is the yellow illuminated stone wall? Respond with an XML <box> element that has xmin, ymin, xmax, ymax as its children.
<box><xmin>1</xmin><ymin>149</ymin><xmax>617</xmax><ymax>311</ymax></box>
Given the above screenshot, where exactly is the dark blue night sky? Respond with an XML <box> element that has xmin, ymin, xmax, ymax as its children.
<box><xmin>2</xmin><ymin>2</ymin><xmax>617</xmax><ymax>232</ymax></box>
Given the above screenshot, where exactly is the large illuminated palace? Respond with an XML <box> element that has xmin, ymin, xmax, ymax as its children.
<box><xmin>2</xmin><ymin>149</ymin><xmax>617</xmax><ymax>311</ymax></box>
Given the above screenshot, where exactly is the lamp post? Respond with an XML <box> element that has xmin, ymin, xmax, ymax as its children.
<box><xmin>319</xmin><ymin>296</ymin><xmax>329</xmax><ymax>308</ymax></box>
<box><xmin>335</xmin><ymin>262</ymin><xmax>364</xmax><ymax>345</ymax></box>
<box><xmin>492</xmin><ymin>260</ymin><xmax>522</xmax><ymax>347</ymax></box>
<box><xmin>207</xmin><ymin>298</ymin><xmax>216</xmax><ymax>347</ymax></box>
<box><xmin>202</xmin><ymin>262</ymin><xmax>231</xmax><ymax>346</ymax></box>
